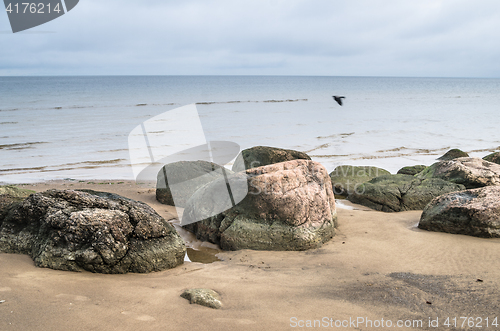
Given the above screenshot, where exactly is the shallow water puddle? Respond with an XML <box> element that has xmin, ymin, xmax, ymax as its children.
<box><xmin>169</xmin><ymin>219</ymin><xmax>222</xmax><ymax>264</ymax></box>
<box><xmin>185</xmin><ymin>247</ymin><xmax>221</xmax><ymax>263</ymax></box>
<box><xmin>335</xmin><ymin>199</ymin><xmax>373</xmax><ymax>211</ymax></box>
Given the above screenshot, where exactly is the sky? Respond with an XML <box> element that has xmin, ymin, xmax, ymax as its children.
<box><xmin>1</xmin><ymin>0</ymin><xmax>500</xmax><ymax>77</ymax></box>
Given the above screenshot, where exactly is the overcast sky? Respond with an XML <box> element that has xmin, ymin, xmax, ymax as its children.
<box><xmin>2</xmin><ymin>0</ymin><xmax>500</xmax><ymax>77</ymax></box>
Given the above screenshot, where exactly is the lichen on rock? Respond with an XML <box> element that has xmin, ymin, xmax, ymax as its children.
<box><xmin>0</xmin><ymin>189</ymin><xmax>185</xmax><ymax>273</ymax></box>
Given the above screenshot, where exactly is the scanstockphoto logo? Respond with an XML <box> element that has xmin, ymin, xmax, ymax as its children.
<box><xmin>128</xmin><ymin>104</ymin><xmax>248</xmax><ymax>226</ymax></box>
<box><xmin>4</xmin><ymin>0</ymin><xmax>79</xmax><ymax>33</ymax></box>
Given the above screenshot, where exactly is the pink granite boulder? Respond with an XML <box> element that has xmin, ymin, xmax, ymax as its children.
<box><xmin>183</xmin><ymin>160</ymin><xmax>337</xmax><ymax>250</ymax></box>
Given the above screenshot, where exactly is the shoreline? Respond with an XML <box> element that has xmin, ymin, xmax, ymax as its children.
<box><xmin>1</xmin><ymin>180</ymin><xmax>500</xmax><ymax>330</ymax></box>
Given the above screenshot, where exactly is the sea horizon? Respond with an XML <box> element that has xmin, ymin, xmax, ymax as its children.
<box><xmin>2</xmin><ymin>75</ymin><xmax>499</xmax><ymax>184</ymax></box>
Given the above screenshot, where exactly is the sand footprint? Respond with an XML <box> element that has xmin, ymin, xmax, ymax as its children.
<box><xmin>55</xmin><ymin>294</ymin><xmax>90</xmax><ymax>302</ymax></box>
<box><xmin>136</xmin><ymin>315</ymin><xmax>156</xmax><ymax>321</ymax></box>
<box><xmin>213</xmin><ymin>317</ymin><xmax>256</xmax><ymax>325</ymax></box>
<box><xmin>120</xmin><ymin>310</ymin><xmax>156</xmax><ymax>322</ymax></box>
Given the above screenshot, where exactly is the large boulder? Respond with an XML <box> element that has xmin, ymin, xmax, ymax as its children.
<box><xmin>329</xmin><ymin>165</ymin><xmax>390</xmax><ymax>197</ymax></box>
<box><xmin>348</xmin><ymin>174</ymin><xmax>466</xmax><ymax>212</ymax></box>
<box><xmin>438</xmin><ymin>148</ymin><xmax>469</xmax><ymax>161</ymax></box>
<box><xmin>184</xmin><ymin>160</ymin><xmax>336</xmax><ymax>251</ymax></box>
<box><xmin>417</xmin><ymin>157</ymin><xmax>500</xmax><ymax>189</ymax></box>
<box><xmin>397</xmin><ymin>165</ymin><xmax>427</xmax><ymax>176</ymax></box>
<box><xmin>483</xmin><ymin>152</ymin><xmax>500</xmax><ymax>165</ymax></box>
<box><xmin>419</xmin><ymin>186</ymin><xmax>500</xmax><ymax>238</ymax></box>
<box><xmin>156</xmin><ymin>161</ymin><xmax>231</xmax><ymax>207</ymax></box>
<box><xmin>0</xmin><ymin>189</ymin><xmax>185</xmax><ymax>273</ymax></box>
<box><xmin>232</xmin><ymin>146</ymin><xmax>311</xmax><ymax>172</ymax></box>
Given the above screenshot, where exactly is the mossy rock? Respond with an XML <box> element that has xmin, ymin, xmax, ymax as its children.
<box><xmin>329</xmin><ymin>165</ymin><xmax>390</xmax><ymax>197</ymax></box>
<box><xmin>419</xmin><ymin>186</ymin><xmax>500</xmax><ymax>238</ymax></box>
<box><xmin>348</xmin><ymin>174</ymin><xmax>466</xmax><ymax>212</ymax></box>
<box><xmin>416</xmin><ymin>157</ymin><xmax>500</xmax><ymax>189</ymax></box>
<box><xmin>438</xmin><ymin>149</ymin><xmax>469</xmax><ymax>161</ymax></box>
<box><xmin>0</xmin><ymin>185</ymin><xmax>35</xmax><ymax>198</ymax></box>
<box><xmin>232</xmin><ymin>146</ymin><xmax>310</xmax><ymax>172</ymax></box>
<box><xmin>397</xmin><ymin>165</ymin><xmax>427</xmax><ymax>176</ymax></box>
<box><xmin>483</xmin><ymin>152</ymin><xmax>500</xmax><ymax>165</ymax></box>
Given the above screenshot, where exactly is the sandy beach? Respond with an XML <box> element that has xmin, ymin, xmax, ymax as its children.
<box><xmin>1</xmin><ymin>180</ymin><xmax>500</xmax><ymax>331</ymax></box>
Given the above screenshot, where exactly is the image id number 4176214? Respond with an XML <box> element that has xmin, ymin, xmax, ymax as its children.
<box><xmin>6</xmin><ymin>2</ymin><xmax>62</xmax><ymax>14</ymax></box>
<box><xmin>442</xmin><ymin>317</ymin><xmax>498</xmax><ymax>329</ymax></box>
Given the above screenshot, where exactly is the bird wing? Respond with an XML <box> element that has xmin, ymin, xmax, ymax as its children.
<box><xmin>332</xmin><ymin>96</ymin><xmax>344</xmax><ymax>106</ymax></box>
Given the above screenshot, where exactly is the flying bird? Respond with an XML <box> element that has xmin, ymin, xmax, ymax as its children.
<box><xmin>332</xmin><ymin>96</ymin><xmax>345</xmax><ymax>106</ymax></box>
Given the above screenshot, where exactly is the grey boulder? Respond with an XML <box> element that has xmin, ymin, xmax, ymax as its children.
<box><xmin>417</xmin><ymin>157</ymin><xmax>500</xmax><ymax>189</ymax></box>
<box><xmin>0</xmin><ymin>189</ymin><xmax>185</xmax><ymax>273</ymax></box>
<box><xmin>156</xmin><ymin>160</ymin><xmax>231</xmax><ymax>207</ymax></box>
<box><xmin>232</xmin><ymin>146</ymin><xmax>311</xmax><ymax>172</ymax></box>
<box><xmin>348</xmin><ymin>174</ymin><xmax>466</xmax><ymax>212</ymax></box>
<box><xmin>483</xmin><ymin>152</ymin><xmax>500</xmax><ymax>165</ymax></box>
<box><xmin>329</xmin><ymin>165</ymin><xmax>390</xmax><ymax>197</ymax></box>
<box><xmin>419</xmin><ymin>186</ymin><xmax>500</xmax><ymax>238</ymax></box>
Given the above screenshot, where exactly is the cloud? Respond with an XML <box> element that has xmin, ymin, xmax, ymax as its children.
<box><xmin>1</xmin><ymin>0</ymin><xmax>500</xmax><ymax>76</ymax></box>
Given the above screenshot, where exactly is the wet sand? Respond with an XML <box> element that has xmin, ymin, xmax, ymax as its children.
<box><xmin>1</xmin><ymin>180</ymin><xmax>500</xmax><ymax>330</ymax></box>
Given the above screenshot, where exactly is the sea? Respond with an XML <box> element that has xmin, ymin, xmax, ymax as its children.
<box><xmin>1</xmin><ymin>75</ymin><xmax>500</xmax><ymax>184</ymax></box>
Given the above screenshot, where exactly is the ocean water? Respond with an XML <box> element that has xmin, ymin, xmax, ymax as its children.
<box><xmin>1</xmin><ymin>75</ymin><xmax>500</xmax><ymax>184</ymax></box>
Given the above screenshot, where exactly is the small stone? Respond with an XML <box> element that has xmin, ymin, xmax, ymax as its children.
<box><xmin>181</xmin><ymin>289</ymin><xmax>222</xmax><ymax>309</ymax></box>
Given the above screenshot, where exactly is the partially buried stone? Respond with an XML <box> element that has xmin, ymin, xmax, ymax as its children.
<box><xmin>181</xmin><ymin>288</ymin><xmax>222</xmax><ymax>309</ymax></box>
